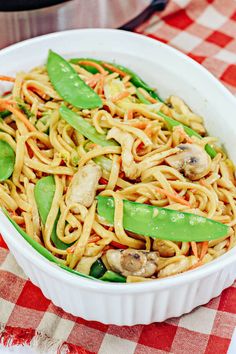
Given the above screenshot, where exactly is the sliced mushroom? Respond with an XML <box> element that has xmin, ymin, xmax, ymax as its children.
<box><xmin>165</xmin><ymin>143</ymin><xmax>211</xmax><ymax>180</ymax></box>
<box><xmin>66</xmin><ymin>163</ymin><xmax>102</xmax><ymax>208</ymax></box>
<box><xmin>106</xmin><ymin>249</ymin><xmax>159</xmax><ymax>277</ymax></box>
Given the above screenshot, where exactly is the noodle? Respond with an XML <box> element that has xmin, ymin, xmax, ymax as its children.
<box><xmin>0</xmin><ymin>57</ymin><xmax>235</xmax><ymax>283</ymax></box>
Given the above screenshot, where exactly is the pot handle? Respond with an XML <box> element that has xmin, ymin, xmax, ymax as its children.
<box><xmin>119</xmin><ymin>0</ymin><xmax>168</xmax><ymax>31</ymax></box>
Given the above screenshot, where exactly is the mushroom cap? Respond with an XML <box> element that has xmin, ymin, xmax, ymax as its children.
<box><xmin>166</xmin><ymin>143</ymin><xmax>211</xmax><ymax>180</ymax></box>
<box><xmin>106</xmin><ymin>249</ymin><xmax>159</xmax><ymax>277</ymax></box>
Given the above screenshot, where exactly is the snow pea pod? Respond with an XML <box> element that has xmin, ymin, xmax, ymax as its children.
<box><xmin>47</xmin><ymin>51</ymin><xmax>102</xmax><ymax>109</ymax></box>
<box><xmin>0</xmin><ymin>140</ymin><xmax>15</xmax><ymax>181</ymax></box>
<box><xmin>0</xmin><ymin>110</ymin><xmax>11</xmax><ymax>119</ymax></box>
<box><xmin>97</xmin><ymin>196</ymin><xmax>229</xmax><ymax>242</ymax></box>
<box><xmin>90</xmin><ymin>258</ymin><xmax>107</xmax><ymax>278</ymax></box>
<box><xmin>59</xmin><ymin>104</ymin><xmax>118</xmax><ymax>147</ymax></box>
<box><xmin>158</xmin><ymin>111</ymin><xmax>217</xmax><ymax>158</ymax></box>
<box><xmin>70</xmin><ymin>57</ymin><xmax>163</xmax><ymax>101</ymax></box>
<box><xmin>100</xmin><ymin>270</ymin><xmax>126</xmax><ymax>283</ymax></box>
<box><xmin>34</xmin><ymin>176</ymin><xmax>73</xmax><ymax>250</ymax></box>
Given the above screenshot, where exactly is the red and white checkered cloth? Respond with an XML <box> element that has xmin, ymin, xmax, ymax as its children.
<box><xmin>1</xmin><ymin>1</ymin><xmax>236</xmax><ymax>353</ymax></box>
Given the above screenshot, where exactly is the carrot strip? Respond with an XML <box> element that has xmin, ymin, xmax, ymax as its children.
<box><xmin>200</xmin><ymin>241</ymin><xmax>208</xmax><ymax>260</ymax></box>
<box><xmin>111</xmin><ymin>241</ymin><xmax>128</xmax><ymax>249</ymax></box>
<box><xmin>0</xmin><ymin>75</ymin><xmax>15</xmax><ymax>83</ymax></box>
<box><xmin>144</xmin><ymin>126</ymin><xmax>153</xmax><ymax>137</ymax></box>
<box><xmin>67</xmin><ymin>245</ymin><xmax>76</xmax><ymax>254</ymax></box>
<box><xmin>127</xmin><ymin>110</ymin><xmax>133</xmax><ymax>120</ymax></box>
<box><xmin>29</xmin><ymin>86</ymin><xmax>47</xmax><ymax>99</ymax></box>
<box><xmin>97</xmin><ymin>75</ymin><xmax>105</xmax><ymax>96</ymax></box>
<box><xmin>86</xmin><ymin>73</ymin><xmax>103</xmax><ymax>86</ymax></box>
<box><xmin>191</xmin><ymin>241</ymin><xmax>199</xmax><ymax>259</ymax></box>
<box><xmin>138</xmin><ymin>89</ymin><xmax>157</xmax><ymax>104</ymax></box>
<box><xmin>156</xmin><ymin>186</ymin><xmax>191</xmax><ymax>207</ymax></box>
<box><xmin>111</xmin><ymin>91</ymin><xmax>130</xmax><ymax>103</ymax></box>
<box><xmin>79</xmin><ymin>60</ymin><xmax>107</xmax><ymax>74</ymax></box>
<box><xmin>88</xmin><ymin>235</ymin><xmax>101</xmax><ymax>243</ymax></box>
<box><xmin>0</xmin><ymin>100</ymin><xmax>36</xmax><ymax>132</ymax></box>
<box><xmin>129</xmin><ymin>121</ymin><xmax>148</xmax><ymax>129</ymax></box>
<box><xmin>102</xmin><ymin>245</ymin><xmax>114</xmax><ymax>254</ymax></box>
<box><xmin>102</xmin><ymin>62</ymin><xmax>126</xmax><ymax>77</ymax></box>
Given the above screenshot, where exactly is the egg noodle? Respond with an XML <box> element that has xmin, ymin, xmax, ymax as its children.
<box><xmin>0</xmin><ymin>59</ymin><xmax>236</xmax><ymax>282</ymax></box>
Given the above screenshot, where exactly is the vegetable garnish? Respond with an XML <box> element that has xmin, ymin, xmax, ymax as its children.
<box><xmin>59</xmin><ymin>104</ymin><xmax>118</xmax><ymax>147</ymax></box>
<box><xmin>0</xmin><ymin>140</ymin><xmax>15</xmax><ymax>182</ymax></box>
<box><xmin>70</xmin><ymin>57</ymin><xmax>163</xmax><ymax>102</ymax></box>
<box><xmin>47</xmin><ymin>51</ymin><xmax>102</xmax><ymax>109</ymax></box>
<box><xmin>97</xmin><ymin>196</ymin><xmax>229</xmax><ymax>242</ymax></box>
<box><xmin>157</xmin><ymin>111</ymin><xmax>217</xmax><ymax>158</ymax></box>
<box><xmin>34</xmin><ymin>176</ymin><xmax>73</xmax><ymax>250</ymax></box>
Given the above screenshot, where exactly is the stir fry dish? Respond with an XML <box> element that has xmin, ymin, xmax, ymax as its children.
<box><xmin>0</xmin><ymin>51</ymin><xmax>235</xmax><ymax>283</ymax></box>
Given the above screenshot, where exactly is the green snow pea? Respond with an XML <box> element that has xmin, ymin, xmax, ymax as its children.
<box><xmin>59</xmin><ymin>104</ymin><xmax>118</xmax><ymax>147</ymax></box>
<box><xmin>0</xmin><ymin>110</ymin><xmax>11</xmax><ymax>119</ymax></box>
<box><xmin>99</xmin><ymin>270</ymin><xmax>126</xmax><ymax>283</ymax></box>
<box><xmin>70</xmin><ymin>57</ymin><xmax>163</xmax><ymax>101</ymax></box>
<box><xmin>90</xmin><ymin>258</ymin><xmax>107</xmax><ymax>278</ymax></box>
<box><xmin>97</xmin><ymin>196</ymin><xmax>229</xmax><ymax>242</ymax></box>
<box><xmin>136</xmin><ymin>89</ymin><xmax>150</xmax><ymax>104</ymax></box>
<box><xmin>158</xmin><ymin>111</ymin><xmax>217</xmax><ymax>158</ymax></box>
<box><xmin>0</xmin><ymin>140</ymin><xmax>15</xmax><ymax>182</ymax></box>
<box><xmin>34</xmin><ymin>176</ymin><xmax>73</xmax><ymax>250</ymax></box>
<box><xmin>47</xmin><ymin>51</ymin><xmax>102</xmax><ymax>109</ymax></box>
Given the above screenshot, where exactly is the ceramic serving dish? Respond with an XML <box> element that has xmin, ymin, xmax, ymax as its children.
<box><xmin>0</xmin><ymin>29</ymin><xmax>236</xmax><ymax>325</ymax></box>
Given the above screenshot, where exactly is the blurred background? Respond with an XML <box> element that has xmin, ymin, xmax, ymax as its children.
<box><xmin>0</xmin><ymin>0</ymin><xmax>168</xmax><ymax>48</ymax></box>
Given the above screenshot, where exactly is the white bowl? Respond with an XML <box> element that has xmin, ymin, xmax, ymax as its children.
<box><xmin>0</xmin><ymin>29</ymin><xmax>236</xmax><ymax>325</ymax></box>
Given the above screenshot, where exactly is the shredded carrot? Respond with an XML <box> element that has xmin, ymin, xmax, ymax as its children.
<box><xmin>111</xmin><ymin>91</ymin><xmax>130</xmax><ymax>103</ymax></box>
<box><xmin>66</xmin><ymin>175</ymin><xmax>73</xmax><ymax>182</ymax></box>
<box><xmin>88</xmin><ymin>235</ymin><xmax>101</xmax><ymax>244</ymax></box>
<box><xmin>179</xmin><ymin>127</ymin><xmax>193</xmax><ymax>143</ymax></box>
<box><xmin>97</xmin><ymin>75</ymin><xmax>105</xmax><ymax>96</ymax></box>
<box><xmin>29</xmin><ymin>86</ymin><xmax>47</xmax><ymax>99</ymax></box>
<box><xmin>78</xmin><ymin>60</ymin><xmax>107</xmax><ymax>74</ymax></box>
<box><xmin>102</xmin><ymin>245</ymin><xmax>114</xmax><ymax>254</ymax></box>
<box><xmin>0</xmin><ymin>100</ymin><xmax>36</xmax><ymax>132</ymax></box>
<box><xmin>144</xmin><ymin>126</ymin><xmax>153</xmax><ymax>137</ymax></box>
<box><xmin>129</xmin><ymin>121</ymin><xmax>148</xmax><ymax>129</ymax></box>
<box><xmin>156</xmin><ymin>186</ymin><xmax>191</xmax><ymax>207</ymax></box>
<box><xmin>111</xmin><ymin>241</ymin><xmax>128</xmax><ymax>249</ymax></box>
<box><xmin>119</xmin><ymin>171</ymin><xmax>125</xmax><ymax>179</ymax></box>
<box><xmin>0</xmin><ymin>75</ymin><xmax>15</xmax><ymax>83</ymax></box>
<box><xmin>89</xmin><ymin>143</ymin><xmax>97</xmax><ymax>149</ymax></box>
<box><xmin>86</xmin><ymin>73</ymin><xmax>103</xmax><ymax>87</ymax></box>
<box><xmin>67</xmin><ymin>245</ymin><xmax>76</xmax><ymax>254</ymax></box>
<box><xmin>127</xmin><ymin>110</ymin><xmax>133</xmax><ymax>120</ymax></box>
<box><xmin>200</xmin><ymin>241</ymin><xmax>208</xmax><ymax>260</ymax></box>
<box><xmin>139</xmin><ymin>89</ymin><xmax>157</xmax><ymax>104</ymax></box>
<box><xmin>191</xmin><ymin>241</ymin><xmax>199</xmax><ymax>259</ymax></box>
<box><xmin>102</xmin><ymin>62</ymin><xmax>126</xmax><ymax>77</ymax></box>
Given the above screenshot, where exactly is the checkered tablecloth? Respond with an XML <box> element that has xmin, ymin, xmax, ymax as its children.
<box><xmin>1</xmin><ymin>1</ymin><xmax>236</xmax><ymax>353</ymax></box>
